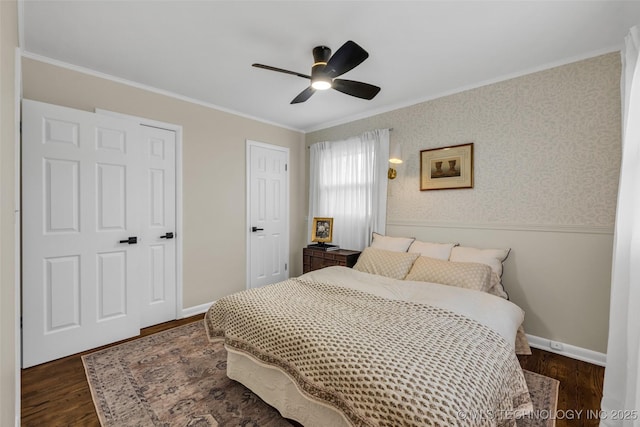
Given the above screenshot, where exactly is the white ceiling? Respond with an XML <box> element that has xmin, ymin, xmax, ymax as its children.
<box><xmin>20</xmin><ymin>1</ymin><xmax>640</xmax><ymax>132</ymax></box>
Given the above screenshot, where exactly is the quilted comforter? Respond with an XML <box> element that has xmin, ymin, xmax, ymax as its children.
<box><xmin>205</xmin><ymin>272</ymin><xmax>532</xmax><ymax>426</ymax></box>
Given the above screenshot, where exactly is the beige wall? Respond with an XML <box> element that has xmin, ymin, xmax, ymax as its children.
<box><xmin>0</xmin><ymin>0</ymin><xmax>18</xmax><ymax>424</ymax></box>
<box><xmin>22</xmin><ymin>57</ymin><xmax>307</xmax><ymax>308</ymax></box>
<box><xmin>306</xmin><ymin>53</ymin><xmax>621</xmax><ymax>353</ymax></box>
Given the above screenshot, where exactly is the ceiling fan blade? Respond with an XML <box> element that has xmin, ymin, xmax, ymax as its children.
<box><xmin>252</xmin><ymin>63</ymin><xmax>310</xmax><ymax>79</ymax></box>
<box><xmin>332</xmin><ymin>79</ymin><xmax>380</xmax><ymax>100</ymax></box>
<box><xmin>291</xmin><ymin>86</ymin><xmax>316</xmax><ymax>104</ymax></box>
<box><xmin>324</xmin><ymin>40</ymin><xmax>369</xmax><ymax>78</ymax></box>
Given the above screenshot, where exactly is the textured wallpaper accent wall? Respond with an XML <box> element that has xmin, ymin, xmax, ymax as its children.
<box><xmin>306</xmin><ymin>53</ymin><xmax>621</xmax><ymax>354</ymax></box>
<box><xmin>308</xmin><ymin>53</ymin><xmax>621</xmax><ymax>229</ymax></box>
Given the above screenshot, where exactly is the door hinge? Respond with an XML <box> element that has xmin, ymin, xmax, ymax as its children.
<box><xmin>285</xmin><ymin>164</ymin><xmax>288</xmax><ymax>172</ymax></box>
<box><xmin>285</xmin><ymin>263</ymin><xmax>288</xmax><ymax>271</ymax></box>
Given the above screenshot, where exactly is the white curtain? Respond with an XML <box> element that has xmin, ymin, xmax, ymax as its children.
<box><xmin>308</xmin><ymin>129</ymin><xmax>389</xmax><ymax>251</ymax></box>
<box><xmin>601</xmin><ymin>24</ymin><xmax>640</xmax><ymax>427</ymax></box>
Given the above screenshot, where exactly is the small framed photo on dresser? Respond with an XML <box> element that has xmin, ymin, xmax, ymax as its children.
<box><xmin>311</xmin><ymin>217</ymin><xmax>333</xmax><ymax>243</ymax></box>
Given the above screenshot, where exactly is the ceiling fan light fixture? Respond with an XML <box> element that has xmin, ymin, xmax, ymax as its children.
<box><xmin>311</xmin><ymin>78</ymin><xmax>332</xmax><ymax>90</ymax></box>
<box><xmin>311</xmin><ymin>58</ymin><xmax>332</xmax><ymax>90</ymax></box>
<box><xmin>253</xmin><ymin>41</ymin><xmax>379</xmax><ymax>103</ymax></box>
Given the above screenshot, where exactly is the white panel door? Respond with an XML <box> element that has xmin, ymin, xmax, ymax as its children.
<box><xmin>22</xmin><ymin>99</ymin><xmax>142</xmax><ymax>367</ymax></box>
<box><xmin>139</xmin><ymin>126</ymin><xmax>176</xmax><ymax>328</ymax></box>
<box><xmin>248</xmin><ymin>142</ymin><xmax>289</xmax><ymax>289</ymax></box>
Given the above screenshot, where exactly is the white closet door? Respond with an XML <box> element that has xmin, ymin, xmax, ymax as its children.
<box><xmin>248</xmin><ymin>142</ymin><xmax>289</xmax><ymax>289</ymax></box>
<box><xmin>139</xmin><ymin>125</ymin><xmax>176</xmax><ymax>328</ymax></box>
<box><xmin>22</xmin><ymin>99</ymin><xmax>142</xmax><ymax>367</ymax></box>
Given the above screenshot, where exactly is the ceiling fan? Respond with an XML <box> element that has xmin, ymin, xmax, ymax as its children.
<box><xmin>252</xmin><ymin>40</ymin><xmax>381</xmax><ymax>104</ymax></box>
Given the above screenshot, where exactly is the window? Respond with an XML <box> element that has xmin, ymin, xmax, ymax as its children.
<box><xmin>308</xmin><ymin>129</ymin><xmax>389</xmax><ymax>250</ymax></box>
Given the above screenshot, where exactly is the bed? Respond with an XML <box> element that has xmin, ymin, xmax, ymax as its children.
<box><xmin>205</xmin><ymin>241</ymin><xmax>533</xmax><ymax>426</ymax></box>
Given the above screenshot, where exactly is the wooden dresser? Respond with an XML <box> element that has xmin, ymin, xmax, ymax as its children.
<box><xmin>303</xmin><ymin>247</ymin><xmax>361</xmax><ymax>273</ymax></box>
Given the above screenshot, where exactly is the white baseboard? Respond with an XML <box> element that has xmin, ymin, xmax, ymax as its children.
<box><xmin>526</xmin><ymin>334</ymin><xmax>607</xmax><ymax>367</ymax></box>
<box><xmin>181</xmin><ymin>301</ymin><xmax>215</xmax><ymax>318</ymax></box>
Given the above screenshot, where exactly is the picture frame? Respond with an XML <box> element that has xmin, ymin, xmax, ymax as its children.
<box><xmin>420</xmin><ymin>143</ymin><xmax>474</xmax><ymax>191</ymax></box>
<box><xmin>311</xmin><ymin>217</ymin><xmax>333</xmax><ymax>243</ymax></box>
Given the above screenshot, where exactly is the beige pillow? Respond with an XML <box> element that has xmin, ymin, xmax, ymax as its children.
<box><xmin>449</xmin><ymin>246</ymin><xmax>510</xmax><ymax>277</ymax></box>
<box><xmin>370</xmin><ymin>232</ymin><xmax>415</xmax><ymax>252</ymax></box>
<box><xmin>405</xmin><ymin>256</ymin><xmax>493</xmax><ymax>292</ymax></box>
<box><xmin>353</xmin><ymin>247</ymin><xmax>419</xmax><ymax>280</ymax></box>
<box><xmin>408</xmin><ymin>240</ymin><xmax>457</xmax><ymax>260</ymax></box>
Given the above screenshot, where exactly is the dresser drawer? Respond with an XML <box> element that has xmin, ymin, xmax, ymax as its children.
<box><xmin>303</xmin><ymin>247</ymin><xmax>361</xmax><ymax>273</ymax></box>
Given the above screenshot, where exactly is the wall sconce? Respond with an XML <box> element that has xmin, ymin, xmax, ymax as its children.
<box><xmin>388</xmin><ymin>140</ymin><xmax>403</xmax><ymax>179</ymax></box>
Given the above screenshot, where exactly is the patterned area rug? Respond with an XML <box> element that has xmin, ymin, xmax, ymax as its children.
<box><xmin>83</xmin><ymin>321</ymin><xmax>559</xmax><ymax>427</ymax></box>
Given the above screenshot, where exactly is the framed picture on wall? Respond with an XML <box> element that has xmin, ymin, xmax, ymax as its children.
<box><xmin>420</xmin><ymin>143</ymin><xmax>474</xmax><ymax>191</ymax></box>
<box><xmin>311</xmin><ymin>217</ymin><xmax>334</xmax><ymax>243</ymax></box>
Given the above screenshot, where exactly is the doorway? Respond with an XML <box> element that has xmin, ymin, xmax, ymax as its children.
<box><xmin>246</xmin><ymin>140</ymin><xmax>290</xmax><ymax>289</ymax></box>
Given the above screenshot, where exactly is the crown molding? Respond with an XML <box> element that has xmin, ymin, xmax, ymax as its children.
<box><xmin>20</xmin><ymin>51</ymin><xmax>304</xmax><ymax>133</ymax></box>
<box><xmin>305</xmin><ymin>46</ymin><xmax>621</xmax><ymax>133</ymax></box>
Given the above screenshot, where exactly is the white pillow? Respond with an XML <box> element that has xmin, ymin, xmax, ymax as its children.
<box><xmin>449</xmin><ymin>246</ymin><xmax>510</xmax><ymax>277</ymax></box>
<box><xmin>487</xmin><ymin>272</ymin><xmax>509</xmax><ymax>299</ymax></box>
<box><xmin>370</xmin><ymin>232</ymin><xmax>415</xmax><ymax>252</ymax></box>
<box><xmin>408</xmin><ymin>240</ymin><xmax>457</xmax><ymax>260</ymax></box>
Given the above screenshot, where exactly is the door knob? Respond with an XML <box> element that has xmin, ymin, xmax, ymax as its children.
<box><xmin>160</xmin><ymin>232</ymin><xmax>174</xmax><ymax>239</ymax></box>
<box><xmin>119</xmin><ymin>236</ymin><xmax>138</xmax><ymax>244</ymax></box>
<box><xmin>251</xmin><ymin>226</ymin><xmax>264</xmax><ymax>232</ymax></box>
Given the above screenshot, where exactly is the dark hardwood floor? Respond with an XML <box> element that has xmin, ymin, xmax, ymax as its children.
<box><xmin>21</xmin><ymin>315</ymin><xmax>204</xmax><ymax>426</ymax></box>
<box><xmin>518</xmin><ymin>350</ymin><xmax>605</xmax><ymax>427</ymax></box>
<box><xmin>22</xmin><ymin>315</ymin><xmax>605</xmax><ymax>426</ymax></box>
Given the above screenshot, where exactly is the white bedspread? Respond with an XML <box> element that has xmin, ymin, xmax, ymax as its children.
<box><xmin>301</xmin><ymin>266</ymin><xmax>524</xmax><ymax>346</ymax></box>
<box><xmin>206</xmin><ymin>266</ymin><xmax>532</xmax><ymax>426</ymax></box>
